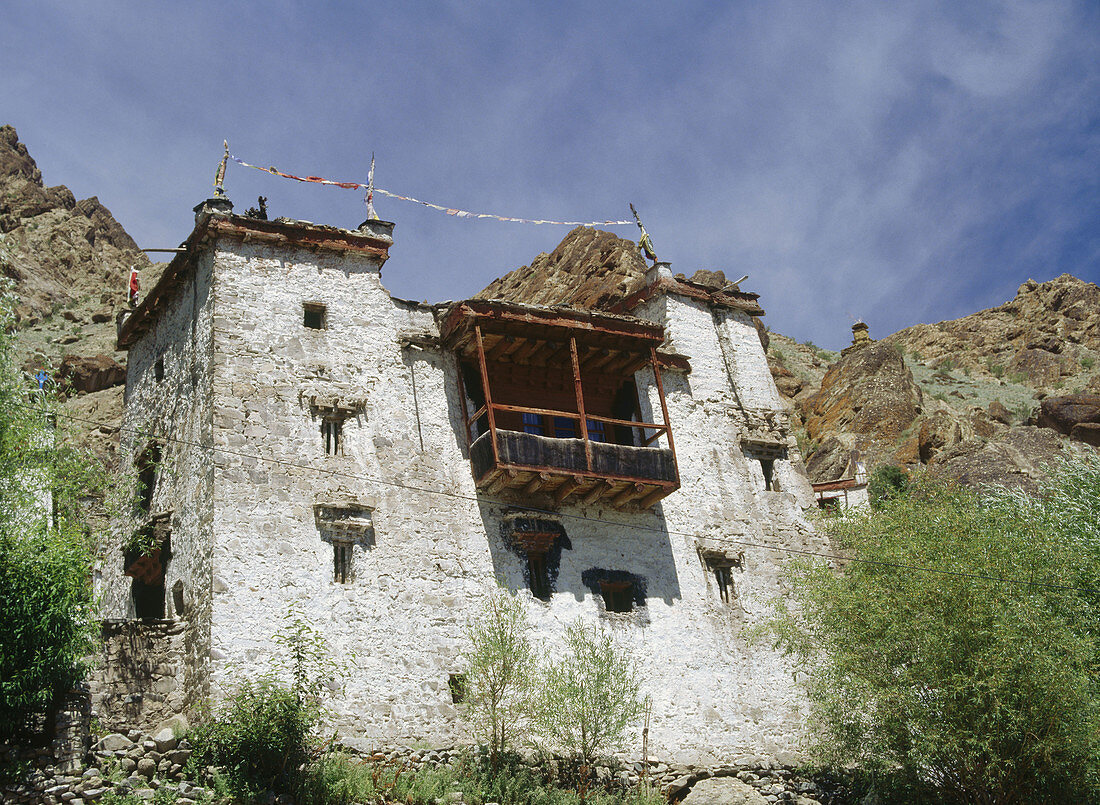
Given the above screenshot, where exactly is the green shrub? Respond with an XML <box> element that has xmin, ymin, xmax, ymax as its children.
<box><xmin>0</xmin><ymin>290</ymin><xmax>104</xmax><ymax>739</ymax></box>
<box><xmin>187</xmin><ymin>678</ymin><xmax>319</xmax><ymax>800</ymax></box>
<box><xmin>769</xmin><ymin>462</ymin><xmax>1100</xmax><ymax>803</ymax></box>
<box><xmin>1082</xmin><ymin>356</ymin><xmax>1095</xmax><ymax>370</ymax></box>
<box><xmin>531</xmin><ymin>621</ymin><xmax>644</xmax><ymax>763</ymax></box>
<box><xmin>866</xmin><ymin>465</ymin><xmax>908</xmax><ymax>510</ymax></box>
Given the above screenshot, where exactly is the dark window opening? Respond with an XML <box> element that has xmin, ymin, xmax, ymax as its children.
<box><xmin>448</xmin><ymin>673</ymin><xmax>467</xmax><ymax>704</ymax></box>
<box><xmin>611</xmin><ymin>379</ymin><xmax>641</xmax><ymax>446</ymax></box>
<box><xmin>154</xmin><ymin>358</ymin><xmax>164</xmax><ymax>382</ymax></box>
<box><xmin>712</xmin><ymin>565</ymin><xmax>733</xmax><ymax>604</ymax></box>
<box><xmin>127</xmin><ymin>524</ymin><xmax>170</xmax><ymax>620</ymax></box>
<box><xmin>760</xmin><ymin>459</ymin><xmax>775</xmax><ymax>491</ymax></box>
<box><xmin>136</xmin><ymin>442</ymin><xmax>161</xmax><ymax>515</ymax></box>
<box><xmin>322</xmin><ymin>417</ymin><xmax>343</xmax><ymax>455</ymax></box>
<box><xmin>132</xmin><ymin>577</ymin><xmax>165</xmax><ymax>619</ymax></box>
<box><xmin>527</xmin><ymin>551</ymin><xmax>551</xmax><ymax>601</ymax></box>
<box><xmin>333</xmin><ymin>542</ymin><xmax>352</xmax><ymax>583</ymax></box>
<box><xmin>303</xmin><ymin>302</ymin><xmax>327</xmax><ymax>330</ymax></box>
<box><xmin>599</xmin><ymin>580</ymin><xmax>634</xmax><ymax>613</ymax></box>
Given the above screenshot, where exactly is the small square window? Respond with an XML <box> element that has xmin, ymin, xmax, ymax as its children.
<box><xmin>303</xmin><ymin>303</ymin><xmax>327</xmax><ymax>330</ymax></box>
<box><xmin>599</xmin><ymin>580</ymin><xmax>633</xmax><ymax>613</ymax></box>
<box><xmin>522</xmin><ymin>412</ymin><xmax>544</xmax><ymax>436</ymax></box>
<box><xmin>553</xmin><ymin>416</ymin><xmax>577</xmax><ymax>439</ymax></box>
<box><xmin>154</xmin><ymin>358</ymin><xmax>165</xmax><ymax>382</ymax></box>
<box><xmin>585</xmin><ymin>419</ymin><xmax>606</xmax><ymax>442</ymax></box>
<box><xmin>527</xmin><ymin>551</ymin><xmax>551</xmax><ymax>601</ymax></box>
<box><xmin>333</xmin><ymin>542</ymin><xmax>353</xmax><ymax>583</ymax></box>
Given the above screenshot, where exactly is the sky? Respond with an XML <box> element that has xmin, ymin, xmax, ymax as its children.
<box><xmin>2</xmin><ymin>1</ymin><xmax>1097</xmax><ymax>349</ymax></box>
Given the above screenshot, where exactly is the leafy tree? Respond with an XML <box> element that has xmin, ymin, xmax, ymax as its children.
<box><xmin>770</xmin><ymin>463</ymin><xmax>1100</xmax><ymax>804</ymax></box>
<box><xmin>866</xmin><ymin>463</ymin><xmax>908</xmax><ymax>509</ymax></box>
<box><xmin>531</xmin><ymin>619</ymin><xmax>644</xmax><ymax>764</ymax></box>
<box><xmin>461</xmin><ymin>586</ymin><xmax>534</xmax><ymax>758</ymax></box>
<box><xmin>0</xmin><ymin>293</ymin><xmax>104</xmax><ymax>738</ymax></box>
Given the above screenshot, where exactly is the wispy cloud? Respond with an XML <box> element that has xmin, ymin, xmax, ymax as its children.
<box><xmin>2</xmin><ymin>0</ymin><xmax>1096</xmax><ymax>346</ymax></box>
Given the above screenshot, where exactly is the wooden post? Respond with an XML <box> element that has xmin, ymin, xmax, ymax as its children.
<box><xmin>455</xmin><ymin>355</ymin><xmax>471</xmax><ymax>446</ymax></box>
<box><xmin>571</xmin><ymin>336</ymin><xmax>592</xmax><ymax>472</ymax></box>
<box><xmin>650</xmin><ymin>347</ymin><xmax>679</xmax><ymax>486</ymax></box>
<box><xmin>475</xmin><ymin>325</ymin><xmax>500</xmax><ymax>467</ymax></box>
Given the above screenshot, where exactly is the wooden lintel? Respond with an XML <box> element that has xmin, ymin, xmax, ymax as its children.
<box><xmin>524</xmin><ymin>472</ymin><xmax>553</xmax><ymax>495</ymax></box>
<box><xmin>554</xmin><ymin>475</ymin><xmax>584</xmax><ymax>504</ymax></box>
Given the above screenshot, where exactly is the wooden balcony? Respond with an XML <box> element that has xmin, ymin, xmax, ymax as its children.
<box><xmin>441</xmin><ymin>300</ymin><xmax>682</xmax><ymax>510</ymax></box>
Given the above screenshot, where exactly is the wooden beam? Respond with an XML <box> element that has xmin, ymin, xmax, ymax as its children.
<box><xmin>554</xmin><ymin>475</ymin><xmax>584</xmax><ymax>504</ymax></box>
<box><xmin>612</xmin><ymin>483</ymin><xmax>647</xmax><ymax>507</ymax></box>
<box><xmin>474</xmin><ymin>325</ymin><xmax>500</xmax><ymax>467</ymax></box>
<box><xmin>524</xmin><ymin>472</ymin><xmax>553</xmax><ymax>495</ymax></box>
<box><xmin>527</xmin><ymin>340</ymin><xmax>562</xmax><ymax>365</ymax></box>
<box><xmin>511</xmin><ymin>338</ymin><xmax>544</xmax><ymax>363</ymax></box>
<box><xmin>582</xmin><ymin>480</ymin><xmax>612</xmax><ymax>506</ymax></box>
<box><xmin>651</xmin><ymin>347</ymin><xmax>679</xmax><ymax>486</ymax></box>
<box><xmin>638</xmin><ymin>485</ymin><xmax>670</xmax><ymax>509</ymax></box>
<box><xmin>485</xmin><ymin>335</ymin><xmax>515</xmax><ymax>362</ymax></box>
<box><xmin>586</xmin><ymin>349</ymin><xmax>620</xmax><ymax>372</ymax></box>
<box><xmin>487</xmin><ymin>470</ymin><xmax>516</xmax><ymax>496</ymax></box>
<box><xmin>570</xmin><ymin>336</ymin><xmax>592</xmax><ymax>473</ymax></box>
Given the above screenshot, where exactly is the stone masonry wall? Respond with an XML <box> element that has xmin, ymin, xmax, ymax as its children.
<box><xmin>187</xmin><ymin>224</ymin><xmax>826</xmax><ymax>764</ymax></box>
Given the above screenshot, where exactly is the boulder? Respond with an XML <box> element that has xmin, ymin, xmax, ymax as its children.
<box><xmin>987</xmin><ymin>400</ymin><xmax>1012</xmax><ymax>425</ymax></box>
<box><xmin>93</xmin><ymin>733</ymin><xmax>133</xmax><ymax>752</ymax></box>
<box><xmin>801</xmin><ymin>342</ymin><xmax>922</xmax><ymax>445</ymax></box>
<box><xmin>1037</xmin><ymin>394</ymin><xmax>1100</xmax><ymax>440</ymax></box>
<box><xmin>680</xmin><ymin>777</ymin><xmax>769</xmax><ymax>805</ymax></box>
<box><xmin>57</xmin><ymin>354</ymin><xmax>125</xmax><ymax>394</ymax></box>
<box><xmin>931</xmin><ymin>426</ymin><xmax>1080</xmax><ymax>494</ymax></box>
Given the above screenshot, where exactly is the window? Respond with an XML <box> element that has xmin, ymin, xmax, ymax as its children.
<box><xmin>448</xmin><ymin>673</ymin><xmax>467</xmax><ymax>704</ymax></box>
<box><xmin>599</xmin><ymin>579</ymin><xmax>634</xmax><ymax>613</ymax></box>
<box><xmin>136</xmin><ymin>442</ymin><xmax>162</xmax><ymax>514</ymax></box>
<box><xmin>303</xmin><ymin>302</ymin><xmax>327</xmax><ymax>330</ymax></box>
<box><xmin>760</xmin><ymin>459</ymin><xmax>775</xmax><ymax>491</ymax></box>
<box><xmin>553</xmin><ymin>416</ymin><xmax>577</xmax><ymax>439</ymax></box>
<box><xmin>522</xmin><ymin>412</ymin><xmax>544</xmax><ymax>435</ymax></box>
<box><xmin>527</xmin><ymin>551</ymin><xmax>551</xmax><ymax>601</ymax></box>
<box><xmin>154</xmin><ymin>357</ymin><xmax>164</xmax><ymax>382</ymax></box>
<box><xmin>321</xmin><ymin>417</ymin><xmax>343</xmax><ymax>455</ymax></box>
<box><xmin>333</xmin><ymin>542</ymin><xmax>353</xmax><ymax>583</ymax></box>
<box><xmin>586</xmin><ymin>419</ymin><xmax>606</xmax><ymax>443</ymax></box>
<box><xmin>712</xmin><ymin>564</ymin><xmax>733</xmax><ymax>604</ymax></box>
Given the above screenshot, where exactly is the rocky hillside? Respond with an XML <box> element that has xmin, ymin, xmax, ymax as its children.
<box><xmin>777</xmin><ymin>275</ymin><xmax>1100</xmax><ymax>492</ymax></box>
<box><xmin>1</xmin><ymin>125</ymin><xmax>152</xmax><ymax>467</ymax></box>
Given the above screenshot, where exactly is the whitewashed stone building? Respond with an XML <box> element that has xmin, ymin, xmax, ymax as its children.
<box><xmin>97</xmin><ymin>197</ymin><xmax>827</xmax><ymax>763</ymax></box>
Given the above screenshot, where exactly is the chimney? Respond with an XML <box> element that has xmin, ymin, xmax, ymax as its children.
<box><xmin>193</xmin><ymin>197</ymin><xmax>233</xmax><ymax>226</ymax></box>
<box><xmin>357</xmin><ymin>218</ymin><xmax>395</xmax><ymax>247</ymax></box>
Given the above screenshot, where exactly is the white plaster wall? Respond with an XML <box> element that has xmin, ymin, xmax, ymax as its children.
<box><xmin>193</xmin><ymin>231</ymin><xmax>827</xmax><ymax>764</ymax></box>
<box><xmin>102</xmin><ymin>251</ymin><xmax>217</xmax><ymax>715</ymax></box>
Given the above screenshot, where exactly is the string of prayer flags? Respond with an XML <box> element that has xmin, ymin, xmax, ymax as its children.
<box><xmin>227</xmin><ymin>151</ymin><xmax>633</xmax><ymax>227</ymax></box>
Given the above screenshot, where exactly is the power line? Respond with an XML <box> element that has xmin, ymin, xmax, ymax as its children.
<box><xmin>14</xmin><ymin>399</ymin><xmax>1099</xmax><ymax>596</ymax></box>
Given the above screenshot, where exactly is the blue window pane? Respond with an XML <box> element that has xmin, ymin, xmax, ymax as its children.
<box><xmin>554</xmin><ymin>416</ymin><xmax>577</xmax><ymax>438</ymax></box>
<box><xmin>586</xmin><ymin>419</ymin><xmax>606</xmax><ymax>442</ymax></box>
<box><xmin>522</xmin><ymin>412</ymin><xmax>544</xmax><ymax>435</ymax></box>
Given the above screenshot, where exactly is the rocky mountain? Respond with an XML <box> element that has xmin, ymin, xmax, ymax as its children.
<box><xmin>777</xmin><ymin>275</ymin><xmax>1100</xmax><ymax>492</ymax></box>
<box><xmin>1</xmin><ymin>125</ymin><xmax>152</xmax><ymax>467</ymax></box>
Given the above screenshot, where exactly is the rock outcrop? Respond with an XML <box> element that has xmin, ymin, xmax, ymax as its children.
<box><xmin>1</xmin><ymin>124</ymin><xmax>150</xmax><ymax>468</ymax></box>
<box><xmin>477</xmin><ymin>225</ymin><xmax>650</xmax><ymax>309</ymax></box>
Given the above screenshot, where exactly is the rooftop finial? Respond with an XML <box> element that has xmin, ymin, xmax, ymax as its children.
<box><xmin>213</xmin><ymin>140</ymin><xmax>229</xmax><ymax>198</ymax></box>
<box><xmin>630</xmin><ymin>203</ymin><xmax>658</xmax><ymax>264</ymax></box>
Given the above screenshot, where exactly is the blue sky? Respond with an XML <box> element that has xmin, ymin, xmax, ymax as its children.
<box><xmin>3</xmin><ymin>1</ymin><xmax>1097</xmax><ymax>348</ymax></box>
